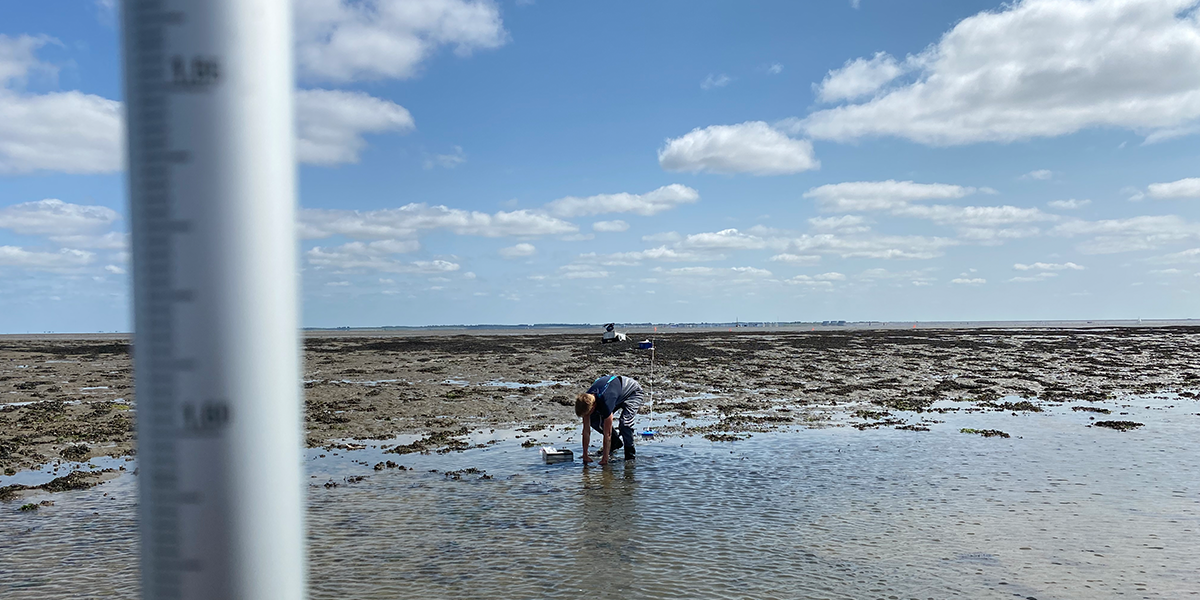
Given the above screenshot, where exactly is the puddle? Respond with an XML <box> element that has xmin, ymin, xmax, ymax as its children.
<box><xmin>438</xmin><ymin>379</ymin><xmax>570</xmax><ymax>389</ymax></box>
<box><xmin>2</xmin><ymin>397</ymin><xmax>1198</xmax><ymax>599</ymax></box>
<box><xmin>1</xmin><ymin>399</ymin><xmax>87</xmax><ymax>408</ymax></box>
<box><xmin>483</xmin><ymin>379</ymin><xmax>569</xmax><ymax>389</ymax></box>
<box><xmin>0</xmin><ymin>455</ymin><xmax>131</xmax><ymax>487</ymax></box>
<box><xmin>0</xmin><ymin>398</ymin><xmax>124</xmax><ymax>408</ymax></box>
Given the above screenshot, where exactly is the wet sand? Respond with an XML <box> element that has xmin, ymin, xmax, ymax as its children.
<box><xmin>2</xmin><ymin>326</ymin><xmax>1199</xmax><ymax>486</ymax></box>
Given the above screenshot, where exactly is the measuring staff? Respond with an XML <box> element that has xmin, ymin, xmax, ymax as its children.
<box><xmin>122</xmin><ymin>0</ymin><xmax>305</xmax><ymax>597</ymax></box>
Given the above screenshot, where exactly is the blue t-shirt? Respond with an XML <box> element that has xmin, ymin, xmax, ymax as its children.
<box><xmin>587</xmin><ymin>375</ymin><xmax>638</xmax><ymax>419</ymax></box>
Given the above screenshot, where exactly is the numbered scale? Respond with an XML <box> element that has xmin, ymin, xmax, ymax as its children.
<box><xmin>122</xmin><ymin>1</ymin><xmax>305</xmax><ymax>598</ymax></box>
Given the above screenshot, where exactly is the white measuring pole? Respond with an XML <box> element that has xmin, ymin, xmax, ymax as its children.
<box><xmin>648</xmin><ymin>342</ymin><xmax>654</xmax><ymax>422</ymax></box>
<box><xmin>122</xmin><ymin>1</ymin><xmax>305</xmax><ymax>598</ymax></box>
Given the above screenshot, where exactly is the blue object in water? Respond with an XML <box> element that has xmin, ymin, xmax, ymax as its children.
<box><xmin>639</xmin><ymin>430</ymin><xmax>656</xmax><ymax>437</ymax></box>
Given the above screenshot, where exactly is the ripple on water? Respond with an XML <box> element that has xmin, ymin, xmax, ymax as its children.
<box><xmin>2</xmin><ymin>396</ymin><xmax>1198</xmax><ymax>599</ymax></box>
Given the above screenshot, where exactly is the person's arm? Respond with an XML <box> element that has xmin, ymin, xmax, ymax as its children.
<box><xmin>581</xmin><ymin>416</ymin><xmax>591</xmax><ymax>464</ymax></box>
<box><xmin>600</xmin><ymin>414</ymin><xmax>613</xmax><ymax>466</ymax></box>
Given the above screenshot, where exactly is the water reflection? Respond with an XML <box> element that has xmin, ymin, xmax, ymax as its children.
<box><xmin>573</xmin><ymin>461</ymin><xmax>639</xmax><ymax>598</ymax></box>
<box><xmin>2</xmin><ymin>396</ymin><xmax>1198</xmax><ymax>599</ymax></box>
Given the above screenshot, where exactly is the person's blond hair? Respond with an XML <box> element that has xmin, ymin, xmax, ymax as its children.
<box><xmin>574</xmin><ymin>392</ymin><xmax>595</xmax><ymax>417</ymax></box>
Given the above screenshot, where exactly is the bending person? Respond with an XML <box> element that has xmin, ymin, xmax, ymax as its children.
<box><xmin>576</xmin><ymin>375</ymin><xmax>644</xmax><ymax>465</ymax></box>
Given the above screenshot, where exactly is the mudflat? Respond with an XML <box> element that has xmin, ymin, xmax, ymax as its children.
<box><xmin>3</xmin><ymin>326</ymin><xmax>1199</xmax><ymax>479</ymax></box>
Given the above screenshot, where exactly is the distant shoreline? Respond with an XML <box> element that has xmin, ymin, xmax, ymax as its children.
<box><xmin>2</xmin><ymin>318</ymin><xmax>1197</xmax><ymax>340</ymax></box>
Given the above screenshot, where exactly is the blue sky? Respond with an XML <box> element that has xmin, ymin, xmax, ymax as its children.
<box><xmin>2</xmin><ymin>0</ymin><xmax>1199</xmax><ymax>332</ymax></box>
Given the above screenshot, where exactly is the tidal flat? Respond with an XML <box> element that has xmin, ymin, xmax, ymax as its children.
<box><xmin>1</xmin><ymin>327</ymin><xmax>1199</xmax><ymax>597</ymax></box>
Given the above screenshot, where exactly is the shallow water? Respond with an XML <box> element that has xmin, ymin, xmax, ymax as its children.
<box><xmin>483</xmin><ymin>379</ymin><xmax>570</xmax><ymax>388</ymax></box>
<box><xmin>3</xmin><ymin>396</ymin><xmax>1199</xmax><ymax>599</ymax></box>
<box><xmin>0</xmin><ymin>454</ymin><xmax>131</xmax><ymax>487</ymax></box>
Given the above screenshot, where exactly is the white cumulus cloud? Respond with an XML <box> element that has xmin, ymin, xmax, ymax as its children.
<box><xmin>679</xmin><ymin>228</ymin><xmax>770</xmax><ymax>251</ymax></box>
<box><xmin>296</xmin><ymin>89</ymin><xmax>414</xmax><ymax>165</ymax></box>
<box><xmin>803</xmin><ymin>180</ymin><xmax>981</xmax><ymax>212</ymax></box>
<box><xmin>700</xmin><ymin>73</ymin><xmax>732</xmax><ymax>90</ymax></box>
<box><xmin>642</xmin><ymin>231</ymin><xmax>682</xmax><ymax>244</ymax></box>
<box><xmin>0</xmin><ymin>199</ymin><xmax>119</xmax><ymax>236</ymax></box>
<box><xmin>545</xmin><ymin>184</ymin><xmax>699</xmax><ymax>218</ymax></box>
<box><xmin>0</xmin><ymin>35</ymin><xmax>123</xmax><ymax>174</ymax></box>
<box><xmin>423</xmin><ymin>145</ymin><xmax>466</xmax><ymax>169</ymax></box>
<box><xmin>808</xmin><ymin>215</ymin><xmax>869</xmax><ymax>233</ymax></box>
<box><xmin>797</xmin><ymin>0</ymin><xmax>1200</xmax><ymax>145</ymax></box>
<box><xmin>1009</xmin><ymin>272</ymin><xmax>1059</xmax><ymax>282</ymax></box>
<box><xmin>1014</xmin><ymin>261</ymin><xmax>1084</xmax><ymax>271</ymax></box>
<box><xmin>44</xmin><ymin>231</ymin><xmax>127</xmax><ymax>250</ymax></box>
<box><xmin>1053</xmin><ymin>215</ymin><xmax>1200</xmax><ymax>254</ymax></box>
<box><xmin>786</xmin><ymin>233</ymin><xmax>956</xmax><ymax>260</ymax></box>
<box><xmin>300</xmin><ymin>204</ymin><xmax>577</xmax><ymax>239</ymax></box>
<box><xmin>859</xmin><ymin>267</ymin><xmax>938</xmax><ymax>286</ymax></box>
<box><xmin>499</xmin><ymin>242</ymin><xmax>536</xmax><ymax>258</ymax></box>
<box><xmin>1147</xmin><ymin>177</ymin><xmax>1200</xmax><ymax>199</ymax></box>
<box><xmin>2</xmin><ymin>34</ymin><xmax>416</xmax><ymax>172</ymax></box>
<box><xmin>1152</xmin><ymin>247</ymin><xmax>1200</xmax><ymax>263</ymax></box>
<box><xmin>804</xmin><ymin>180</ymin><xmax>1049</xmax><ymax>242</ymax></box>
<box><xmin>769</xmin><ymin>253</ymin><xmax>821</xmax><ymax>265</ymax></box>
<box><xmin>0</xmin><ymin>198</ymin><xmax>127</xmax><ymax>251</ymax></box>
<box><xmin>1048</xmin><ymin>199</ymin><xmax>1090</xmax><ymax>210</ymax></box>
<box><xmin>673</xmin><ymin>224</ymin><xmax>956</xmax><ymax>260</ymax></box>
<box><xmin>892</xmin><ymin>204</ymin><xmax>1055</xmax><ymax>227</ymax></box>
<box><xmin>788</xmin><ymin>272</ymin><xmax>845</xmax><ymax>286</ymax></box>
<box><xmin>664</xmin><ymin>266</ymin><xmax>772</xmax><ymax>278</ymax></box>
<box><xmin>307</xmin><ymin>242</ymin><xmax>457</xmax><ymax>273</ymax></box>
<box><xmin>592</xmin><ymin>220</ymin><xmax>629</xmax><ymax>233</ymax></box>
<box><xmin>294</xmin><ymin>0</ymin><xmax>508</xmax><ymax>82</ymax></box>
<box><xmin>0</xmin><ymin>90</ymin><xmax>122</xmax><ymax>174</ymax></box>
<box><xmin>0</xmin><ymin>34</ymin><xmax>55</xmax><ymax>85</ymax></box>
<box><xmin>658</xmin><ymin>121</ymin><xmax>818</xmax><ymax>175</ymax></box>
<box><xmin>0</xmin><ymin>246</ymin><xmax>94</xmax><ymax>271</ymax></box>
<box><xmin>559</xmin><ymin>264</ymin><xmax>609</xmax><ymax>279</ymax></box>
<box><xmin>815</xmin><ymin>52</ymin><xmax>904</xmax><ymax>103</ymax></box>
<box><xmin>579</xmin><ymin>246</ymin><xmax>712</xmax><ymax>266</ymax></box>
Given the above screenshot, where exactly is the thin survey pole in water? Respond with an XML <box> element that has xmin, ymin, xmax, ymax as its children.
<box><xmin>639</xmin><ymin>339</ymin><xmax>655</xmax><ymax>437</ymax></box>
<box><xmin>122</xmin><ymin>1</ymin><xmax>305</xmax><ymax>598</ymax></box>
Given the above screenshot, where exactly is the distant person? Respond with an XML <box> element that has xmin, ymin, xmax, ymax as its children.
<box><xmin>576</xmin><ymin>375</ymin><xmax>643</xmax><ymax>465</ymax></box>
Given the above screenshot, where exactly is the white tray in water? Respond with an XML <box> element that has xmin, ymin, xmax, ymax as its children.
<box><xmin>540</xmin><ymin>446</ymin><xmax>574</xmax><ymax>463</ymax></box>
